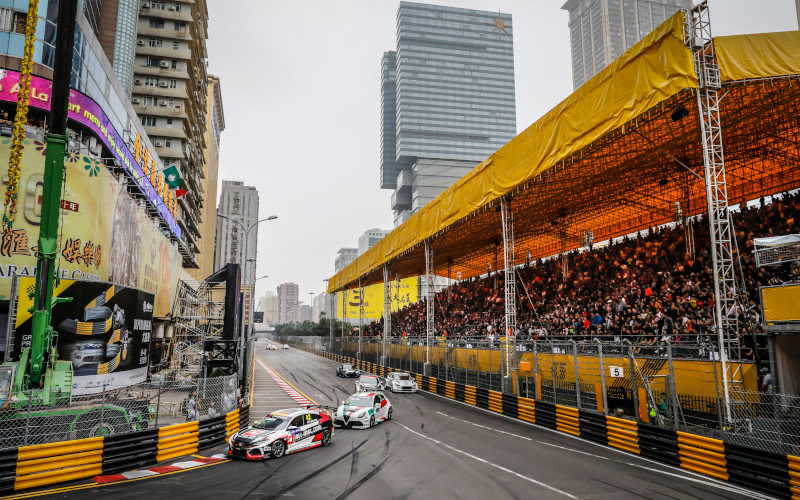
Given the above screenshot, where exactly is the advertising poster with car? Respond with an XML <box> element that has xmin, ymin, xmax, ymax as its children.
<box><xmin>8</xmin><ymin>277</ymin><xmax>154</xmax><ymax>394</ymax></box>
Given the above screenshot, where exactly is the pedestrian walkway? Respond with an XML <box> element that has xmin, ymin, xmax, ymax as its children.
<box><xmin>249</xmin><ymin>354</ymin><xmax>297</xmax><ymax>422</ymax></box>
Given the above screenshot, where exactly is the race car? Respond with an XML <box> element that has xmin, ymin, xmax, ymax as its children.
<box><xmin>228</xmin><ymin>407</ymin><xmax>333</xmax><ymax>460</ymax></box>
<box><xmin>332</xmin><ymin>393</ymin><xmax>392</xmax><ymax>429</ymax></box>
<box><xmin>385</xmin><ymin>371</ymin><xmax>418</xmax><ymax>393</ymax></box>
<box><xmin>267</xmin><ymin>343</ymin><xmax>278</xmax><ymax>351</ymax></box>
<box><xmin>355</xmin><ymin>374</ymin><xmax>385</xmax><ymax>393</ymax></box>
<box><xmin>282</xmin><ymin>344</ymin><xmax>290</xmax><ymax>349</ymax></box>
<box><xmin>336</xmin><ymin>363</ymin><xmax>360</xmax><ymax>378</ymax></box>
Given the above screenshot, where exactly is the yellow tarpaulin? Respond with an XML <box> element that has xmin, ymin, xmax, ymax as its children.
<box><xmin>328</xmin><ymin>11</ymin><xmax>697</xmax><ymax>293</ymax></box>
<box><xmin>762</xmin><ymin>285</ymin><xmax>800</xmax><ymax>324</ymax></box>
<box><xmin>716</xmin><ymin>30</ymin><xmax>800</xmax><ymax>82</ymax></box>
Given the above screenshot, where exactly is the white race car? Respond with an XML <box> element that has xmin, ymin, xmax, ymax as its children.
<box><xmin>385</xmin><ymin>372</ymin><xmax>418</xmax><ymax>393</ymax></box>
<box><xmin>333</xmin><ymin>393</ymin><xmax>392</xmax><ymax>429</ymax></box>
<box><xmin>355</xmin><ymin>374</ymin><xmax>385</xmax><ymax>393</ymax></box>
<box><xmin>227</xmin><ymin>407</ymin><xmax>334</xmax><ymax>460</ymax></box>
<box><xmin>282</xmin><ymin>344</ymin><xmax>290</xmax><ymax>349</ymax></box>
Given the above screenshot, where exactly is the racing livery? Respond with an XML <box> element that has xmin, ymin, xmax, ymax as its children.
<box><xmin>228</xmin><ymin>407</ymin><xmax>333</xmax><ymax>460</ymax></box>
<box><xmin>333</xmin><ymin>392</ymin><xmax>392</xmax><ymax>429</ymax></box>
<box><xmin>385</xmin><ymin>372</ymin><xmax>418</xmax><ymax>393</ymax></box>
<box><xmin>336</xmin><ymin>364</ymin><xmax>360</xmax><ymax>378</ymax></box>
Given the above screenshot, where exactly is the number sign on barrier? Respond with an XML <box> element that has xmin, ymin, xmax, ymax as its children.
<box><xmin>609</xmin><ymin>366</ymin><xmax>624</xmax><ymax>378</ymax></box>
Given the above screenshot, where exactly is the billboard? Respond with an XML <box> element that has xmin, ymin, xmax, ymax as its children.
<box><xmin>253</xmin><ymin>312</ymin><xmax>265</xmax><ymax>323</ymax></box>
<box><xmin>0</xmin><ymin>140</ymin><xmax>181</xmax><ymax>317</ymax></box>
<box><xmin>337</xmin><ymin>277</ymin><xmax>418</xmax><ymax>320</ymax></box>
<box><xmin>10</xmin><ymin>277</ymin><xmax>154</xmax><ymax>394</ymax></box>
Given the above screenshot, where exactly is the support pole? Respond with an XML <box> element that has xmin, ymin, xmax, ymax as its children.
<box><xmin>382</xmin><ymin>264</ymin><xmax>391</xmax><ymax>366</ymax></box>
<box><xmin>358</xmin><ymin>278</ymin><xmax>364</xmax><ymax>361</ymax></box>
<box><xmin>500</xmin><ymin>197</ymin><xmax>516</xmax><ymax>394</ymax></box>
<box><xmin>685</xmin><ymin>3</ymin><xmax>734</xmax><ymax>423</ymax></box>
<box><xmin>597</xmin><ymin>340</ymin><xmax>608</xmax><ymax>416</ymax></box>
<box><xmin>424</xmin><ymin>239</ymin><xmax>434</xmax><ymax>377</ymax></box>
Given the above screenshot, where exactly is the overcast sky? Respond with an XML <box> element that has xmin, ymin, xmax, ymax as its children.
<box><xmin>205</xmin><ymin>0</ymin><xmax>799</xmax><ymax>305</ymax></box>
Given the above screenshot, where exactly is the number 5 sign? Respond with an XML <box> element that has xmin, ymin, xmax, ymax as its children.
<box><xmin>609</xmin><ymin>366</ymin><xmax>624</xmax><ymax>378</ymax></box>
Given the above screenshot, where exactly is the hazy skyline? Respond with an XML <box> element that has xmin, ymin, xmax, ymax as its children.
<box><xmin>206</xmin><ymin>0</ymin><xmax>799</xmax><ymax>305</ymax></box>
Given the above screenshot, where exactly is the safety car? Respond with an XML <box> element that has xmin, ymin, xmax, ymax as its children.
<box><xmin>355</xmin><ymin>374</ymin><xmax>385</xmax><ymax>393</ymax></box>
<box><xmin>336</xmin><ymin>363</ymin><xmax>360</xmax><ymax>378</ymax></box>
<box><xmin>332</xmin><ymin>392</ymin><xmax>392</xmax><ymax>429</ymax></box>
<box><xmin>385</xmin><ymin>371</ymin><xmax>418</xmax><ymax>393</ymax></box>
<box><xmin>227</xmin><ymin>407</ymin><xmax>333</xmax><ymax>460</ymax></box>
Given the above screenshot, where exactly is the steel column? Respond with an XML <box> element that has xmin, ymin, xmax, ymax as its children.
<box><xmin>382</xmin><ymin>264</ymin><xmax>391</xmax><ymax>364</ymax></box>
<box><xmin>685</xmin><ymin>2</ymin><xmax>734</xmax><ymax>423</ymax></box>
<box><xmin>425</xmin><ymin>240</ymin><xmax>434</xmax><ymax>372</ymax></box>
<box><xmin>358</xmin><ymin>278</ymin><xmax>364</xmax><ymax>360</ymax></box>
<box><xmin>500</xmin><ymin>197</ymin><xmax>516</xmax><ymax>378</ymax></box>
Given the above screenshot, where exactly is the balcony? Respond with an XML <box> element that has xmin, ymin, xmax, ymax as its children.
<box><xmin>136</xmin><ymin>26</ymin><xmax>194</xmax><ymax>41</ymax></box>
<box><xmin>134</xmin><ymin>45</ymin><xmax>192</xmax><ymax>61</ymax></box>
<box><xmin>132</xmin><ymin>103</ymin><xmax>187</xmax><ymax>121</ymax></box>
<box><xmin>138</xmin><ymin>6</ymin><xmax>193</xmax><ymax>23</ymax></box>
<box><xmin>134</xmin><ymin>65</ymin><xmax>188</xmax><ymax>80</ymax></box>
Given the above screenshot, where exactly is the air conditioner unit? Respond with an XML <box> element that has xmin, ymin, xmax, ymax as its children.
<box><xmin>155</xmin><ymin>141</ymin><xmax>163</xmax><ymax>147</ymax></box>
<box><xmin>168</xmin><ymin>5</ymin><xmax>175</xmax><ymax>10</ymax></box>
<box><xmin>134</xmin><ymin>79</ymin><xmax>143</xmax><ymax>85</ymax></box>
<box><xmin>159</xmin><ymin>81</ymin><xmax>168</xmax><ymax>87</ymax></box>
<box><xmin>132</xmin><ymin>98</ymin><xmax>141</xmax><ymax>104</ymax></box>
<box><xmin>142</xmin><ymin>2</ymin><xmax>149</xmax><ymax>8</ymax></box>
<box><xmin>159</xmin><ymin>100</ymin><xmax>167</xmax><ymax>106</ymax></box>
<box><xmin>160</xmin><ymin>61</ymin><xmax>169</xmax><ymax>68</ymax></box>
<box><xmin>137</xmin><ymin>40</ymin><xmax>145</xmax><ymax>46</ymax></box>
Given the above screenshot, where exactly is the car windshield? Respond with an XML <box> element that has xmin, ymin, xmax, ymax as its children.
<box><xmin>252</xmin><ymin>414</ymin><xmax>289</xmax><ymax>430</ymax></box>
<box><xmin>396</xmin><ymin>374</ymin><xmax>411</xmax><ymax>381</ymax></box>
<box><xmin>342</xmin><ymin>364</ymin><xmax>353</xmax><ymax>370</ymax></box>
<box><xmin>360</xmin><ymin>376</ymin><xmax>378</xmax><ymax>384</ymax></box>
<box><xmin>345</xmin><ymin>397</ymin><xmax>373</xmax><ymax>407</ymax></box>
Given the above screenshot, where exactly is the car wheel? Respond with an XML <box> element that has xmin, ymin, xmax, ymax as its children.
<box><xmin>271</xmin><ymin>440</ymin><xmax>286</xmax><ymax>459</ymax></box>
<box><xmin>387</xmin><ymin>407</ymin><xmax>393</xmax><ymax>420</ymax></box>
<box><xmin>369</xmin><ymin>415</ymin><xmax>375</xmax><ymax>428</ymax></box>
<box><xmin>321</xmin><ymin>429</ymin><xmax>332</xmax><ymax>446</ymax></box>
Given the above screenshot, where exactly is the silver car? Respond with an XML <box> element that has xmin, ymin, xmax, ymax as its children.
<box><xmin>355</xmin><ymin>374</ymin><xmax>385</xmax><ymax>393</ymax></box>
<box><xmin>385</xmin><ymin>372</ymin><xmax>418</xmax><ymax>393</ymax></box>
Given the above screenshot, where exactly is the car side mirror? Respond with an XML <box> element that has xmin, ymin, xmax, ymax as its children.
<box><xmin>341</xmin><ymin>401</ymin><xmax>345</xmax><ymax>405</ymax></box>
<box><xmin>288</xmin><ymin>426</ymin><xmax>297</xmax><ymax>431</ymax></box>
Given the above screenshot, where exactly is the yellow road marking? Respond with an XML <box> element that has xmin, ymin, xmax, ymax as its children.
<box><xmin>2</xmin><ymin>460</ymin><xmax>229</xmax><ymax>499</ymax></box>
<box><xmin>255</xmin><ymin>356</ymin><xmax>318</xmax><ymax>405</ymax></box>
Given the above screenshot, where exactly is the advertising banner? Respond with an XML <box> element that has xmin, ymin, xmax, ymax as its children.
<box><xmin>10</xmin><ymin>277</ymin><xmax>154</xmax><ymax>394</ymax></box>
<box><xmin>0</xmin><ymin>140</ymin><xmax>181</xmax><ymax>317</ymax></box>
<box><xmin>337</xmin><ymin>277</ymin><xmax>418</xmax><ymax>320</ymax></box>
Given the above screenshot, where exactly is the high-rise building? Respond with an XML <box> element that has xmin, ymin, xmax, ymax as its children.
<box><xmin>131</xmin><ymin>0</ymin><xmax>210</xmax><ymax>268</ymax></box>
<box><xmin>299</xmin><ymin>304</ymin><xmax>313</xmax><ymax>323</ymax></box>
<box><xmin>257</xmin><ymin>290</ymin><xmax>279</xmax><ymax>325</ymax></box>
<box><xmin>357</xmin><ymin>229</ymin><xmax>390</xmax><ymax>256</ymax></box>
<box><xmin>382</xmin><ymin>2</ymin><xmax>517</xmax><ymax>226</ymax></box>
<box><xmin>277</xmin><ymin>283</ymin><xmax>299</xmax><ymax>325</ymax></box>
<box><xmin>335</xmin><ymin>248</ymin><xmax>358</xmax><ymax>273</ymax></box>
<box><xmin>214</xmin><ymin>180</ymin><xmax>260</xmax><ymax>282</ymax></box>
<box><xmin>562</xmin><ymin>0</ymin><xmax>691</xmax><ymax>90</ymax></box>
<box><xmin>94</xmin><ymin>0</ymin><xmax>139</xmax><ymax>96</ymax></box>
<box><xmin>189</xmin><ymin>75</ymin><xmax>225</xmax><ymax>281</ymax></box>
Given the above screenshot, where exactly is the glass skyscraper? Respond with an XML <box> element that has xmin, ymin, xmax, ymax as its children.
<box><xmin>382</xmin><ymin>2</ymin><xmax>517</xmax><ymax>226</ymax></box>
<box><xmin>562</xmin><ymin>0</ymin><xmax>691</xmax><ymax>90</ymax></box>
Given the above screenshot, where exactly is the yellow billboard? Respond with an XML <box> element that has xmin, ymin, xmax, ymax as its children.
<box><xmin>0</xmin><ymin>140</ymin><xmax>181</xmax><ymax>317</ymax></box>
<box><xmin>762</xmin><ymin>284</ymin><xmax>800</xmax><ymax>324</ymax></box>
<box><xmin>337</xmin><ymin>277</ymin><xmax>418</xmax><ymax>320</ymax></box>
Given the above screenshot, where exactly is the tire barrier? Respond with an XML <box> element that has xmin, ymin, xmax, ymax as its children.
<box><xmin>555</xmin><ymin>405</ymin><xmax>580</xmax><ymax>437</ymax></box>
<box><xmin>14</xmin><ymin>437</ymin><xmax>103</xmax><ymax>491</ymax></box>
<box><xmin>225</xmin><ymin>409</ymin><xmax>241</xmax><ymax>440</ymax></box>
<box><xmin>156</xmin><ymin>421</ymin><xmax>199</xmax><ymax>463</ymax></box>
<box><xmin>677</xmin><ymin>431</ymin><xmax>728</xmax><ymax>481</ymax></box>
<box><xmin>301</xmin><ymin>345</ymin><xmax>796</xmax><ymax>497</ymax></box>
<box><xmin>101</xmin><ymin>428</ymin><xmax>159</xmax><ymax>475</ymax></box>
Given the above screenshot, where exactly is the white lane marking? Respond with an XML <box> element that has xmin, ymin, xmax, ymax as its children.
<box><xmin>436</xmin><ymin>411</ymin><xmax>532</xmax><ymax>441</ymax></box>
<box><xmin>623</xmin><ymin>462</ymin><xmax>776</xmax><ymax>500</ymax></box>
<box><xmin>535</xmin><ymin>441</ymin><xmax>609</xmax><ymax>460</ymax></box>
<box><xmin>392</xmin><ymin>421</ymin><xmax>578</xmax><ymax>499</ymax></box>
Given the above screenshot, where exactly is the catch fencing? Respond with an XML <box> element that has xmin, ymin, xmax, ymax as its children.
<box><xmin>278</xmin><ymin>335</ymin><xmax>800</xmax><ymax>458</ymax></box>
<box><xmin>0</xmin><ymin>373</ymin><xmax>240</xmax><ymax>450</ymax></box>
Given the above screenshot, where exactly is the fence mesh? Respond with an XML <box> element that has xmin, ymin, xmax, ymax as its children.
<box><xmin>0</xmin><ymin>373</ymin><xmax>238</xmax><ymax>449</ymax></box>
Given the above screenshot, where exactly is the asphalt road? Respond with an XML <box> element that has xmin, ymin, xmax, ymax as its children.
<box><xmin>16</xmin><ymin>347</ymin><xmax>773</xmax><ymax>500</ymax></box>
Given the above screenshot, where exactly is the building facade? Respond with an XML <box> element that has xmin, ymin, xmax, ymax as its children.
<box><xmin>335</xmin><ymin>248</ymin><xmax>358</xmax><ymax>273</ymax></box>
<box><xmin>382</xmin><ymin>2</ymin><xmax>517</xmax><ymax>226</ymax></box>
<box><xmin>189</xmin><ymin>75</ymin><xmax>224</xmax><ymax>281</ymax></box>
<box><xmin>95</xmin><ymin>0</ymin><xmax>139</xmax><ymax>96</ymax></box>
<box><xmin>130</xmin><ymin>0</ymin><xmax>210</xmax><ymax>268</ymax></box>
<box><xmin>214</xmin><ymin>180</ymin><xmax>259</xmax><ymax>282</ymax></box>
<box><xmin>357</xmin><ymin>229</ymin><xmax>390</xmax><ymax>256</ymax></box>
<box><xmin>299</xmin><ymin>304</ymin><xmax>313</xmax><ymax>323</ymax></box>
<box><xmin>562</xmin><ymin>0</ymin><xmax>691</xmax><ymax>90</ymax></box>
<box><xmin>277</xmin><ymin>283</ymin><xmax>299</xmax><ymax>325</ymax></box>
<box><xmin>258</xmin><ymin>290</ymin><xmax>278</xmax><ymax>325</ymax></box>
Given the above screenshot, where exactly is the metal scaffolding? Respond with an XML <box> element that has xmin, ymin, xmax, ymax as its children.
<box><xmin>425</xmin><ymin>239</ymin><xmax>434</xmax><ymax>369</ymax></box>
<box><xmin>382</xmin><ymin>264</ymin><xmax>391</xmax><ymax>363</ymax></box>
<box><xmin>500</xmin><ymin>196</ymin><xmax>516</xmax><ymax>378</ymax></box>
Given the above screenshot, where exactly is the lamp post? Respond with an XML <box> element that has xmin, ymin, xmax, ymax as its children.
<box><xmin>249</xmin><ymin>274</ymin><xmax>268</xmax><ymax>339</ymax></box>
<box><xmin>217</xmin><ymin>213</ymin><xmax>277</xmax><ymax>381</ymax></box>
<box><xmin>323</xmin><ymin>279</ymin><xmax>332</xmax><ymax>350</ymax></box>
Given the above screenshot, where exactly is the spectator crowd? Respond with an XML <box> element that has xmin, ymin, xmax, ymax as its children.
<box><xmin>358</xmin><ymin>191</ymin><xmax>800</xmax><ymax>361</ymax></box>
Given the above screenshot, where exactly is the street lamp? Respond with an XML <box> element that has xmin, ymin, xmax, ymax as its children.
<box><xmin>216</xmin><ymin>213</ymin><xmax>277</xmax><ymax>381</ymax></box>
<box><xmin>249</xmin><ymin>274</ymin><xmax>268</xmax><ymax>338</ymax></box>
<box><xmin>309</xmin><ymin>292</ymin><xmax>315</xmax><ymax>322</ymax></box>
<box><xmin>323</xmin><ymin>279</ymin><xmax>332</xmax><ymax>350</ymax></box>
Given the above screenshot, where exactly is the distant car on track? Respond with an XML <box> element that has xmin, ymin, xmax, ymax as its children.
<box><xmin>228</xmin><ymin>407</ymin><xmax>333</xmax><ymax>460</ymax></box>
<box><xmin>333</xmin><ymin>393</ymin><xmax>392</xmax><ymax>429</ymax></box>
<box><xmin>267</xmin><ymin>344</ymin><xmax>278</xmax><ymax>351</ymax></box>
<box><xmin>336</xmin><ymin>364</ymin><xmax>360</xmax><ymax>378</ymax></box>
<box><xmin>282</xmin><ymin>344</ymin><xmax>289</xmax><ymax>349</ymax></box>
<box><xmin>355</xmin><ymin>374</ymin><xmax>385</xmax><ymax>393</ymax></box>
<box><xmin>385</xmin><ymin>372</ymin><xmax>418</xmax><ymax>393</ymax></box>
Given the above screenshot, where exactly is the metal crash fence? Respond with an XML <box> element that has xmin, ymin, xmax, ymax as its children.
<box><xmin>279</xmin><ymin>335</ymin><xmax>800</xmax><ymax>457</ymax></box>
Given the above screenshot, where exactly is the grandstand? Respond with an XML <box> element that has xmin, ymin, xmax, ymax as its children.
<box><xmin>328</xmin><ymin>5</ymin><xmax>800</xmax><ymax>416</ymax></box>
